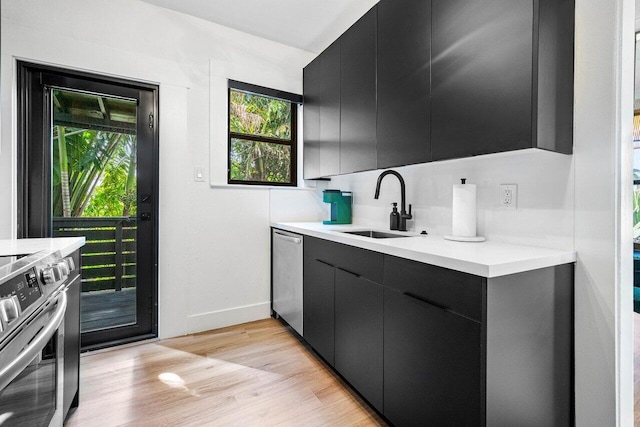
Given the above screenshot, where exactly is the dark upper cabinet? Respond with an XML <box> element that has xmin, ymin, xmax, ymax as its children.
<box><xmin>302</xmin><ymin>56</ymin><xmax>321</xmax><ymax>179</ymax></box>
<box><xmin>334</xmin><ymin>269</ymin><xmax>383</xmax><ymax>412</ymax></box>
<box><xmin>320</xmin><ymin>41</ymin><xmax>342</xmax><ymax>177</ymax></box>
<box><xmin>534</xmin><ymin>0</ymin><xmax>575</xmax><ymax>153</ymax></box>
<box><xmin>302</xmin><ymin>0</ymin><xmax>573</xmax><ymax>177</ymax></box>
<box><xmin>303</xmin><ymin>41</ymin><xmax>341</xmax><ymax>179</ymax></box>
<box><xmin>340</xmin><ymin>7</ymin><xmax>377</xmax><ymax>174</ymax></box>
<box><xmin>431</xmin><ymin>0</ymin><xmax>574</xmax><ymax>161</ymax></box>
<box><xmin>377</xmin><ymin>0</ymin><xmax>432</xmax><ymax>168</ymax></box>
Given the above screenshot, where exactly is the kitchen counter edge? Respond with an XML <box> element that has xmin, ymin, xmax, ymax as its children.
<box><xmin>271</xmin><ymin>222</ymin><xmax>576</xmax><ymax>278</ymax></box>
<box><xmin>0</xmin><ymin>237</ymin><xmax>86</xmax><ymax>258</ymax></box>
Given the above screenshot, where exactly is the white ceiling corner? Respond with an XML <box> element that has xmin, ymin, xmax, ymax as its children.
<box><xmin>138</xmin><ymin>0</ymin><xmax>379</xmax><ymax>54</ymax></box>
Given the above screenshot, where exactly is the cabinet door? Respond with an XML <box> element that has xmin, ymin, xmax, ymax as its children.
<box><xmin>303</xmin><ymin>57</ymin><xmax>321</xmax><ymax>179</ymax></box>
<box><xmin>340</xmin><ymin>7</ymin><xmax>377</xmax><ymax>174</ymax></box>
<box><xmin>319</xmin><ymin>41</ymin><xmax>341</xmax><ymax>177</ymax></box>
<box><xmin>377</xmin><ymin>0</ymin><xmax>431</xmax><ymax>168</ymax></box>
<box><xmin>384</xmin><ymin>287</ymin><xmax>482</xmax><ymax>426</ymax></box>
<box><xmin>335</xmin><ymin>269</ymin><xmax>383</xmax><ymax>411</ymax></box>
<box><xmin>431</xmin><ymin>0</ymin><xmax>533</xmax><ymax>161</ymax></box>
<box><xmin>303</xmin><ymin>256</ymin><xmax>335</xmax><ymax>365</ymax></box>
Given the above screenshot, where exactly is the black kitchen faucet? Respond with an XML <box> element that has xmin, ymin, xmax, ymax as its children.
<box><xmin>374</xmin><ymin>170</ymin><xmax>412</xmax><ymax>232</ymax></box>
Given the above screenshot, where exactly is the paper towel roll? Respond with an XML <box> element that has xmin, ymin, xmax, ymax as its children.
<box><xmin>452</xmin><ymin>182</ymin><xmax>477</xmax><ymax>238</ymax></box>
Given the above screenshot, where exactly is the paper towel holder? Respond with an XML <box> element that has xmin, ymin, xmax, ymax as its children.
<box><xmin>444</xmin><ymin>178</ymin><xmax>486</xmax><ymax>242</ymax></box>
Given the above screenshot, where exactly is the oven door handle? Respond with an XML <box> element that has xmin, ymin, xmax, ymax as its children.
<box><xmin>0</xmin><ymin>290</ymin><xmax>67</xmax><ymax>391</ymax></box>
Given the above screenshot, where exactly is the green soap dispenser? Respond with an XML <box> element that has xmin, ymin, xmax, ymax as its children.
<box><xmin>322</xmin><ymin>189</ymin><xmax>352</xmax><ymax>224</ymax></box>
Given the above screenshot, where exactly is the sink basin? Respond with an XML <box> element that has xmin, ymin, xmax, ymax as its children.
<box><xmin>341</xmin><ymin>230</ymin><xmax>411</xmax><ymax>239</ymax></box>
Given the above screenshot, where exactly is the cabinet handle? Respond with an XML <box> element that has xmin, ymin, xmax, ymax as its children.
<box><xmin>403</xmin><ymin>291</ymin><xmax>448</xmax><ymax>311</ymax></box>
<box><xmin>336</xmin><ymin>266</ymin><xmax>361</xmax><ymax>278</ymax></box>
<box><xmin>402</xmin><ymin>291</ymin><xmax>481</xmax><ymax>324</ymax></box>
<box><xmin>315</xmin><ymin>259</ymin><xmax>334</xmax><ymax>268</ymax></box>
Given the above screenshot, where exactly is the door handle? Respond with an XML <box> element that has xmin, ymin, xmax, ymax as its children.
<box><xmin>139</xmin><ymin>213</ymin><xmax>151</xmax><ymax>221</ymax></box>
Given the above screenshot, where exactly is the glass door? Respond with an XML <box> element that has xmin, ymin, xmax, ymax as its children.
<box><xmin>51</xmin><ymin>88</ymin><xmax>139</xmax><ymax>333</ymax></box>
<box><xmin>17</xmin><ymin>63</ymin><xmax>158</xmax><ymax>350</ymax></box>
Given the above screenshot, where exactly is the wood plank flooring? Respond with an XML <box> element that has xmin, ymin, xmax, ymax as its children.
<box><xmin>65</xmin><ymin>318</ymin><xmax>386</xmax><ymax>426</ymax></box>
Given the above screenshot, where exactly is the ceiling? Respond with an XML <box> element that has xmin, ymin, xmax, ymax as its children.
<box><xmin>139</xmin><ymin>0</ymin><xmax>379</xmax><ymax>53</ymax></box>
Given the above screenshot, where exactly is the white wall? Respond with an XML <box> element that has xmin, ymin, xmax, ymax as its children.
<box><xmin>573</xmin><ymin>0</ymin><xmax>635</xmax><ymax>424</ymax></box>
<box><xmin>0</xmin><ymin>0</ymin><xmax>322</xmax><ymax>338</ymax></box>
<box><xmin>329</xmin><ymin>149</ymin><xmax>575</xmax><ymax>249</ymax></box>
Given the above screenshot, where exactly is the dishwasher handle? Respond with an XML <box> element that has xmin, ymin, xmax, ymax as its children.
<box><xmin>273</xmin><ymin>231</ymin><xmax>302</xmax><ymax>244</ymax></box>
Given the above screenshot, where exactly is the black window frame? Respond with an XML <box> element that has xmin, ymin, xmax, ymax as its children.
<box><xmin>227</xmin><ymin>80</ymin><xmax>302</xmax><ymax>187</ymax></box>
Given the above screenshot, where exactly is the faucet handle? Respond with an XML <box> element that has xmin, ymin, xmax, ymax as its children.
<box><xmin>403</xmin><ymin>204</ymin><xmax>413</xmax><ymax>219</ymax></box>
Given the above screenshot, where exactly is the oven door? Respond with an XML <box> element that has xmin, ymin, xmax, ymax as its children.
<box><xmin>0</xmin><ymin>290</ymin><xmax>67</xmax><ymax>427</ymax></box>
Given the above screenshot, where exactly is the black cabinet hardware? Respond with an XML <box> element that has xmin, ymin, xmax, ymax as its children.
<box><xmin>403</xmin><ymin>291</ymin><xmax>480</xmax><ymax>324</ymax></box>
<box><xmin>315</xmin><ymin>259</ymin><xmax>334</xmax><ymax>268</ymax></box>
<box><xmin>335</xmin><ymin>266</ymin><xmax>360</xmax><ymax>278</ymax></box>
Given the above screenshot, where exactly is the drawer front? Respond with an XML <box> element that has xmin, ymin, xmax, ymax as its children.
<box><xmin>304</xmin><ymin>236</ymin><xmax>383</xmax><ymax>284</ymax></box>
<box><xmin>383</xmin><ymin>255</ymin><xmax>484</xmax><ymax>322</ymax></box>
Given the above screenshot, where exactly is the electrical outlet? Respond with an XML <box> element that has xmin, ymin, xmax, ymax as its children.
<box><xmin>499</xmin><ymin>184</ymin><xmax>517</xmax><ymax>209</ymax></box>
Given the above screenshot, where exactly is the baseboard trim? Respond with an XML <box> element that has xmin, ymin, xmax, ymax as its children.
<box><xmin>184</xmin><ymin>301</ymin><xmax>271</xmax><ymax>335</ymax></box>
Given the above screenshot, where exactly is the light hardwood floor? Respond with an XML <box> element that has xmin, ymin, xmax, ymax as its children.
<box><xmin>65</xmin><ymin>318</ymin><xmax>386</xmax><ymax>426</ymax></box>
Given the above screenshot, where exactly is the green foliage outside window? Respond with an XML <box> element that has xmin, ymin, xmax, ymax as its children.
<box><xmin>53</xmin><ymin>127</ymin><xmax>137</xmax><ymax>218</ymax></box>
<box><xmin>229</xmin><ymin>89</ymin><xmax>296</xmax><ymax>185</ymax></box>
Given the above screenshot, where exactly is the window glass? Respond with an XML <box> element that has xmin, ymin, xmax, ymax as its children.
<box><xmin>228</xmin><ymin>87</ymin><xmax>297</xmax><ymax>186</ymax></box>
<box><xmin>229</xmin><ymin>91</ymin><xmax>292</xmax><ymax>140</ymax></box>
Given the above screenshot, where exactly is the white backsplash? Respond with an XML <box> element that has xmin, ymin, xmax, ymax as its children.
<box><xmin>323</xmin><ymin>149</ymin><xmax>575</xmax><ymax>250</ymax></box>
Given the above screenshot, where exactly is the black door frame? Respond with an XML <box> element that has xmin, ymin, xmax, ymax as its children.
<box><xmin>17</xmin><ymin>61</ymin><xmax>159</xmax><ymax>350</ymax></box>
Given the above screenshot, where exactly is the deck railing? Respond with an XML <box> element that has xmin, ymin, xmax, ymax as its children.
<box><xmin>52</xmin><ymin>217</ymin><xmax>137</xmax><ymax>292</ymax></box>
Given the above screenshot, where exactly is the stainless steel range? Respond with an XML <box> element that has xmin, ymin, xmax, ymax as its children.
<box><xmin>0</xmin><ymin>249</ymin><xmax>79</xmax><ymax>427</ymax></box>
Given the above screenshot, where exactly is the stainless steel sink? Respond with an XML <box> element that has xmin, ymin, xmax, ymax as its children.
<box><xmin>341</xmin><ymin>230</ymin><xmax>411</xmax><ymax>239</ymax></box>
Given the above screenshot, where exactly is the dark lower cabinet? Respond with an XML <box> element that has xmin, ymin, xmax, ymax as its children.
<box><xmin>303</xmin><ymin>257</ymin><xmax>335</xmax><ymax>366</ymax></box>
<box><xmin>383</xmin><ymin>287</ymin><xmax>482</xmax><ymax>426</ymax></box>
<box><xmin>63</xmin><ymin>249</ymin><xmax>81</xmax><ymax>420</ymax></box>
<box><xmin>298</xmin><ymin>236</ymin><xmax>573</xmax><ymax>426</ymax></box>
<box><xmin>334</xmin><ymin>269</ymin><xmax>383</xmax><ymax>411</ymax></box>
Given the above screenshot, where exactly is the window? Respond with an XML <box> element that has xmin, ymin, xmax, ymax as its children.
<box><xmin>228</xmin><ymin>80</ymin><xmax>301</xmax><ymax>186</ymax></box>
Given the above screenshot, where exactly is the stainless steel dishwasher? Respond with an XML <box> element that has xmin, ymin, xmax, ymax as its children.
<box><xmin>272</xmin><ymin>229</ymin><xmax>303</xmax><ymax>335</ymax></box>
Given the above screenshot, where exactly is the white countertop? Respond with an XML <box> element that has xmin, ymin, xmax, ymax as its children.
<box><xmin>271</xmin><ymin>222</ymin><xmax>576</xmax><ymax>278</ymax></box>
<box><xmin>0</xmin><ymin>237</ymin><xmax>86</xmax><ymax>258</ymax></box>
